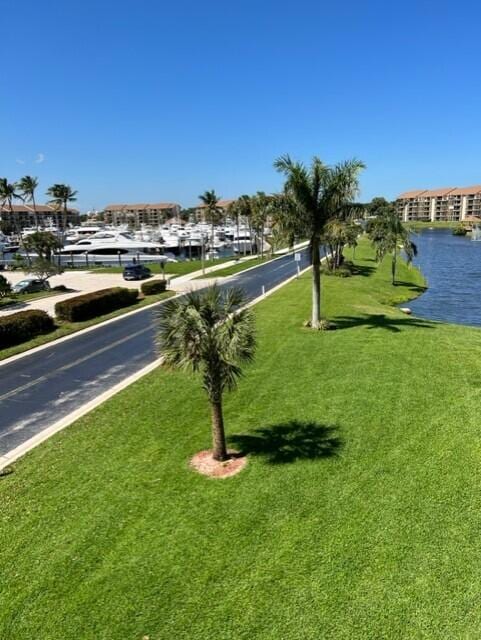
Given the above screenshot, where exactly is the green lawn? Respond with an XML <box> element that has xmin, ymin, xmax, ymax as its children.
<box><xmin>195</xmin><ymin>255</ymin><xmax>270</xmax><ymax>278</ymax></box>
<box><xmin>91</xmin><ymin>257</ymin><xmax>233</xmax><ymax>277</ymax></box>
<box><xmin>4</xmin><ymin>241</ymin><xmax>481</xmax><ymax>638</ymax></box>
<box><xmin>406</xmin><ymin>220</ymin><xmax>459</xmax><ymax>230</ymax></box>
<box><xmin>0</xmin><ymin>288</ymin><xmax>63</xmax><ymax>309</ymax></box>
<box><xmin>0</xmin><ymin>290</ymin><xmax>174</xmax><ymax>362</ymax></box>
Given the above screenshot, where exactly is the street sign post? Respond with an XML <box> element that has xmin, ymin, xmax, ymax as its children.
<box><xmin>294</xmin><ymin>252</ymin><xmax>301</xmax><ymax>262</ymax></box>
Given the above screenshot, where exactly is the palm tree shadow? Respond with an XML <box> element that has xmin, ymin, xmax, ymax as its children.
<box><xmin>333</xmin><ymin>313</ymin><xmax>435</xmax><ymax>333</ymax></box>
<box><xmin>229</xmin><ymin>420</ymin><xmax>342</xmax><ymax>464</ymax></box>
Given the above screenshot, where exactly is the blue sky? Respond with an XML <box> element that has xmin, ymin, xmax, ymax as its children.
<box><xmin>3</xmin><ymin>0</ymin><xmax>481</xmax><ymax>211</ymax></box>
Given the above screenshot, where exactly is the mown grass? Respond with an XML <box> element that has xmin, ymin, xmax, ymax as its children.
<box><xmin>0</xmin><ymin>288</ymin><xmax>63</xmax><ymax>309</ymax></box>
<box><xmin>0</xmin><ymin>290</ymin><xmax>174</xmax><ymax>362</ymax></box>
<box><xmin>3</xmin><ymin>240</ymin><xmax>481</xmax><ymax>638</ymax></box>
<box><xmin>195</xmin><ymin>256</ymin><xmax>270</xmax><ymax>278</ymax></box>
<box><xmin>92</xmin><ymin>257</ymin><xmax>233</xmax><ymax>277</ymax></box>
<box><xmin>406</xmin><ymin>220</ymin><xmax>459</xmax><ymax>230</ymax></box>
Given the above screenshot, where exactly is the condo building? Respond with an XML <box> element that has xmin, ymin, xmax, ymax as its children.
<box><xmin>0</xmin><ymin>204</ymin><xmax>80</xmax><ymax>230</ymax></box>
<box><xmin>103</xmin><ymin>203</ymin><xmax>181</xmax><ymax>227</ymax></box>
<box><xmin>195</xmin><ymin>199</ymin><xmax>236</xmax><ymax>223</ymax></box>
<box><xmin>397</xmin><ymin>186</ymin><xmax>481</xmax><ymax>222</ymax></box>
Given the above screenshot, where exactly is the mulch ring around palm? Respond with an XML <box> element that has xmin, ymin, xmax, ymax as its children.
<box><xmin>190</xmin><ymin>450</ymin><xmax>247</xmax><ymax>478</ymax></box>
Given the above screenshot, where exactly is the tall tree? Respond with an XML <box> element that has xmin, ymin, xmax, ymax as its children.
<box><xmin>250</xmin><ymin>191</ymin><xmax>272</xmax><ymax>258</ymax></box>
<box><xmin>368</xmin><ymin>207</ymin><xmax>417</xmax><ymax>284</ymax></box>
<box><xmin>46</xmin><ymin>184</ymin><xmax>77</xmax><ymax>231</ymax></box>
<box><xmin>274</xmin><ymin>155</ymin><xmax>365</xmax><ymax>328</ymax></box>
<box><xmin>0</xmin><ymin>178</ymin><xmax>23</xmax><ymax>236</ymax></box>
<box><xmin>228</xmin><ymin>195</ymin><xmax>252</xmax><ymax>257</ymax></box>
<box><xmin>157</xmin><ymin>286</ymin><xmax>256</xmax><ymax>461</ymax></box>
<box><xmin>18</xmin><ymin>176</ymin><xmax>40</xmax><ymax>229</ymax></box>
<box><xmin>198</xmin><ymin>190</ymin><xmax>222</xmax><ymax>254</ymax></box>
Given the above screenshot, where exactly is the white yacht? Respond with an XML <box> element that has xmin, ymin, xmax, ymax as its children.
<box><xmin>232</xmin><ymin>227</ymin><xmax>255</xmax><ymax>254</ymax></box>
<box><xmin>58</xmin><ymin>230</ymin><xmax>177</xmax><ymax>265</ymax></box>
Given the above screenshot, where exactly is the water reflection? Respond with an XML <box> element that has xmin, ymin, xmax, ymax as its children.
<box><xmin>408</xmin><ymin>228</ymin><xmax>481</xmax><ymax>327</ymax></box>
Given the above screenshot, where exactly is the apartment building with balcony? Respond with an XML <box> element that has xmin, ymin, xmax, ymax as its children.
<box><xmin>397</xmin><ymin>186</ymin><xmax>481</xmax><ymax>222</ymax></box>
<box><xmin>103</xmin><ymin>203</ymin><xmax>181</xmax><ymax>227</ymax></box>
<box><xmin>0</xmin><ymin>204</ymin><xmax>80</xmax><ymax>230</ymax></box>
<box><xmin>194</xmin><ymin>199</ymin><xmax>236</xmax><ymax>223</ymax></box>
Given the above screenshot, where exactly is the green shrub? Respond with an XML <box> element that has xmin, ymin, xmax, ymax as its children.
<box><xmin>141</xmin><ymin>279</ymin><xmax>167</xmax><ymax>296</ymax></box>
<box><xmin>55</xmin><ymin>287</ymin><xmax>138</xmax><ymax>322</ymax></box>
<box><xmin>0</xmin><ymin>274</ymin><xmax>12</xmax><ymax>299</ymax></box>
<box><xmin>321</xmin><ymin>265</ymin><xmax>352</xmax><ymax>278</ymax></box>
<box><xmin>452</xmin><ymin>224</ymin><xmax>467</xmax><ymax>236</ymax></box>
<box><xmin>0</xmin><ymin>309</ymin><xmax>55</xmax><ymax>349</ymax></box>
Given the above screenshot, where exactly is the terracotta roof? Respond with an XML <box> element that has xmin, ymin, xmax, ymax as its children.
<box><xmin>423</xmin><ymin>188</ymin><xmax>456</xmax><ymax>197</ymax></box>
<box><xmin>450</xmin><ymin>185</ymin><xmax>481</xmax><ymax>196</ymax></box>
<box><xmin>104</xmin><ymin>203</ymin><xmax>179</xmax><ymax>211</ymax></box>
<box><xmin>398</xmin><ymin>186</ymin><xmax>481</xmax><ymax>200</ymax></box>
<box><xmin>197</xmin><ymin>199</ymin><xmax>236</xmax><ymax>209</ymax></box>
<box><xmin>0</xmin><ymin>204</ymin><xmax>79</xmax><ymax>213</ymax></box>
<box><xmin>397</xmin><ymin>190</ymin><xmax>428</xmax><ymax>199</ymax></box>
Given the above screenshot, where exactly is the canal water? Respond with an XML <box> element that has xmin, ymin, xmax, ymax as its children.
<box><xmin>408</xmin><ymin>228</ymin><xmax>481</xmax><ymax>327</ymax></box>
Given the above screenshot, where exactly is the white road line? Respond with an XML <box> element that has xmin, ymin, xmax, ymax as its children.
<box><xmin>0</xmin><ymin>324</ymin><xmax>153</xmax><ymax>402</ymax></box>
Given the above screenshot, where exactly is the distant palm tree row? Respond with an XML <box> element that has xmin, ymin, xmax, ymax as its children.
<box><xmin>0</xmin><ymin>176</ymin><xmax>77</xmax><ymax>232</ymax></box>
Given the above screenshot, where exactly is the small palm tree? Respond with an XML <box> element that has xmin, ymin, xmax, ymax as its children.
<box><xmin>274</xmin><ymin>155</ymin><xmax>365</xmax><ymax>328</ymax></box>
<box><xmin>199</xmin><ymin>190</ymin><xmax>222</xmax><ymax>254</ymax></box>
<box><xmin>46</xmin><ymin>183</ymin><xmax>77</xmax><ymax>231</ymax></box>
<box><xmin>18</xmin><ymin>176</ymin><xmax>39</xmax><ymax>229</ymax></box>
<box><xmin>368</xmin><ymin>208</ymin><xmax>417</xmax><ymax>284</ymax></box>
<box><xmin>157</xmin><ymin>285</ymin><xmax>256</xmax><ymax>461</ymax></box>
<box><xmin>0</xmin><ymin>178</ymin><xmax>23</xmax><ymax>235</ymax></box>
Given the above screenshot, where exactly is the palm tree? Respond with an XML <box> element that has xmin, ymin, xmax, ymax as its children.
<box><xmin>274</xmin><ymin>155</ymin><xmax>365</xmax><ymax>328</ymax></box>
<box><xmin>157</xmin><ymin>285</ymin><xmax>256</xmax><ymax>461</ymax></box>
<box><xmin>228</xmin><ymin>195</ymin><xmax>252</xmax><ymax>258</ymax></box>
<box><xmin>321</xmin><ymin>219</ymin><xmax>359</xmax><ymax>270</ymax></box>
<box><xmin>46</xmin><ymin>183</ymin><xmax>77</xmax><ymax>231</ymax></box>
<box><xmin>198</xmin><ymin>190</ymin><xmax>222</xmax><ymax>255</ymax></box>
<box><xmin>250</xmin><ymin>191</ymin><xmax>272</xmax><ymax>258</ymax></box>
<box><xmin>368</xmin><ymin>208</ymin><xmax>417</xmax><ymax>284</ymax></box>
<box><xmin>0</xmin><ymin>178</ymin><xmax>23</xmax><ymax>236</ymax></box>
<box><xmin>18</xmin><ymin>176</ymin><xmax>39</xmax><ymax>229</ymax></box>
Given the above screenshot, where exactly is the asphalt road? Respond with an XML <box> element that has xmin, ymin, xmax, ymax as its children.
<box><xmin>0</xmin><ymin>249</ymin><xmax>312</xmax><ymax>455</ymax></box>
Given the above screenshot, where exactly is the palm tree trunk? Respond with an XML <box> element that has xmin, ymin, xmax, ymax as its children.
<box><xmin>392</xmin><ymin>245</ymin><xmax>397</xmax><ymax>285</ymax></box>
<box><xmin>63</xmin><ymin>201</ymin><xmax>68</xmax><ymax>232</ymax></box>
<box><xmin>236</xmin><ymin>212</ymin><xmax>240</xmax><ymax>260</ymax></box>
<box><xmin>210</xmin><ymin>398</ymin><xmax>228</xmax><ymax>461</ymax></box>
<box><xmin>311</xmin><ymin>237</ymin><xmax>321</xmax><ymax>328</ymax></box>
<box><xmin>211</xmin><ymin>219</ymin><xmax>215</xmax><ymax>256</ymax></box>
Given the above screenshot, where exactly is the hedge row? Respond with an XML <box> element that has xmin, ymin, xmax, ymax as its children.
<box><xmin>0</xmin><ymin>310</ymin><xmax>55</xmax><ymax>349</ymax></box>
<box><xmin>141</xmin><ymin>279</ymin><xmax>167</xmax><ymax>295</ymax></box>
<box><xmin>55</xmin><ymin>287</ymin><xmax>138</xmax><ymax>322</ymax></box>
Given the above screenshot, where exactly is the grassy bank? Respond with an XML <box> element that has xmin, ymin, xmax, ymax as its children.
<box><xmin>92</xmin><ymin>257</ymin><xmax>232</xmax><ymax>277</ymax></box>
<box><xmin>0</xmin><ymin>288</ymin><xmax>63</xmax><ymax>309</ymax></box>
<box><xmin>0</xmin><ymin>290</ymin><xmax>174</xmax><ymax>362</ymax></box>
<box><xmin>4</xmin><ymin>241</ymin><xmax>481</xmax><ymax>638</ymax></box>
<box><xmin>195</xmin><ymin>255</ymin><xmax>270</xmax><ymax>278</ymax></box>
<box><xmin>406</xmin><ymin>220</ymin><xmax>458</xmax><ymax>230</ymax></box>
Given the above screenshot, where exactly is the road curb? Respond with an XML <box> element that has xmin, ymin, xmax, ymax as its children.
<box><xmin>0</xmin><ymin>294</ymin><xmax>176</xmax><ymax>369</ymax></box>
<box><xmin>0</xmin><ymin>357</ymin><xmax>164</xmax><ymax>471</ymax></box>
<box><xmin>0</xmin><ymin>257</ymin><xmax>314</xmax><ymax>471</ymax></box>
